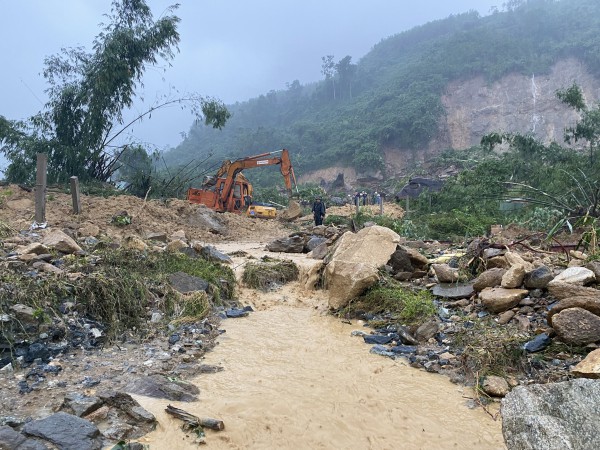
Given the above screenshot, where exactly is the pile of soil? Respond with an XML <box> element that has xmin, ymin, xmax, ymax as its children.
<box><xmin>0</xmin><ymin>184</ymin><xmax>292</xmax><ymax>243</ymax></box>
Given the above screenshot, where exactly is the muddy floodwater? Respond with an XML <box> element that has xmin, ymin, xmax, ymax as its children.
<box><xmin>136</xmin><ymin>302</ymin><xmax>505</xmax><ymax>449</ymax></box>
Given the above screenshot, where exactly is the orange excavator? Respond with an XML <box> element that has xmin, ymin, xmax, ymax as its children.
<box><xmin>186</xmin><ymin>149</ymin><xmax>298</xmax><ymax>213</ymax></box>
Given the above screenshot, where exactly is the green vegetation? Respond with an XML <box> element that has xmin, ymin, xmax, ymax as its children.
<box><xmin>342</xmin><ymin>280</ymin><xmax>436</xmax><ymax>326</ymax></box>
<box><xmin>453</xmin><ymin>317</ymin><xmax>528</xmax><ymax>378</ymax></box>
<box><xmin>0</xmin><ymin>248</ymin><xmax>236</xmax><ymax>342</ymax></box>
<box><xmin>0</xmin><ymin>0</ymin><xmax>228</xmax><ymax>187</ymax></box>
<box><xmin>242</xmin><ymin>259</ymin><xmax>300</xmax><ymax>291</ymax></box>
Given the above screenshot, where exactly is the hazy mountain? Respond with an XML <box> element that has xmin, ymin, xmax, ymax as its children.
<box><xmin>164</xmin><ymin>0</ymin><xmax>600</xmax><ymax>187</ymax></box>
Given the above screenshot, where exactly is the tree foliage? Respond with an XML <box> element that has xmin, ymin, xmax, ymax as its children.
<box><xmin>0</xmin><ymin>0</ymin><xmax>229</xmax><ymax>185</ymax></box>
<box><xmin>557</xmin><ymin>83</ymin><xmax>600</xmax><ymax>164</ymax></box>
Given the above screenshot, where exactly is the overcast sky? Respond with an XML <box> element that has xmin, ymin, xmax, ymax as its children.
<box><xmin>0</xmin><ymin>0</ymin><xmax>500</xmax><ymax>165</ymax></box>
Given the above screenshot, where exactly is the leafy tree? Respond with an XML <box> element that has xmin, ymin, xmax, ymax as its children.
<box><xmin>0</xmin><ymin>0</ymin><xmax>229</xmax><ymax>185</ymax></box>
<box><xmin>557</xmin><ymin>83</ymin><xmax>600</xmax><ymax>165</ymax></box>
<box><xmin>321</xmin><ymin>55</ymin><xmax>336</xmax><ymax>100</ymax></box>
<box><xmin>335</xmin><ymin>55</ymin><xmax>357</xmax><ymax>99</ymax></box>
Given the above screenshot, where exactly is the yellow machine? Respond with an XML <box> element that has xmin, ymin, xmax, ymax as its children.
<box><xmin>246</xmin><ymin>203</ymin><xmax>277</xmax><ymax>219</ymax></box>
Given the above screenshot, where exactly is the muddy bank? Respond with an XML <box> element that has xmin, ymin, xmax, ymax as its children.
<box><xmin>137</xmin><ymin>304</ymin><xmax>504</xmax><ymax>449</ymax></box>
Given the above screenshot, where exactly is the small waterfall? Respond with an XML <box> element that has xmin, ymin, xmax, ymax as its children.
<box><xmin>531</xmin><ymin>73</ymin><xmax>541</xmax><ymax>133</ymax></box>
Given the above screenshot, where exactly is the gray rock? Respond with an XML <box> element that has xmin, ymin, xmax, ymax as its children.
<box><xmin>387</xmin><ymin>248</ymin><xmax>413</xmax><ymax>272</ymax></box>
<box><xmin>369</xmin><ymin>345</ymin><xmax>394</xmax><ymax>357</ymax></box>
<box><xmin>309</xmin><ymin>242</ymin><xmax>328</xmax><ymax>260</ymax></box>
<box><xmin>266</xmin><ymin>235</ymin><xmax>305</xmax><ymax>253</ymax></box>
<box><xmin>431</xmin><ymin>283</ymin><xmax>475</xmax><ymax>299</ymax></box>
<box><xmin>548</xmin><ymin>266</ymin><xmax>596</xmax><ymax>286</ymax></box>
<box><xmin>61</xmin><ymin>392</ymin><xmax>103</xmax><ymax>417</ymax></box>
<box><xmin>415</xmin><ymin>320</ymin><xmax>439</xmax><ymax>342</ymax></box>
<box><xmin>363</xmin><ymin>334</ymin><xmax>393</xmax><ymax>345</ymax></box>
<box><xmin>390</xmin><ymin>345</ymin><xmax>417</xmax><ymax>354</ymax></box>
<box><xmin>483</xmin><ymin>248</ymin><xmax>504</xmax><ymax>259</ymax></box>
<box><xmin>0</xmin><ymin>425</ymin><xmax>49</xmax><ymax>450</ymax></box>
<box><xmin>305</xmin><ymin>236</ymin><xmax>328</xmax><ymax>252</ymax></box>
<box><xmin>502</xmin><ymin>378</ymin><xmax>600</xmax><ymax>450</ymax></box>
<box><xmin>125</xmin><ymin>375</ymin><xmax>199</xmax><ymax>402</ymax></box>
<box><xmin>168</xmin><ymin>272</ymin><xmax>209</xmax><ymax>294</ymax></box>
<box><xmin>188</xmin><ymin>206</ymin><xmax>226</xmax><ymax>234</ymax></box>
<box><xmin>200</xmin><ymin>245</ymin><xmax>233</xmax><ymax>264</ymax></box>
<box><xmin>22</xmin><ymin>412</ymin><xmax>101</xmax><ymax>450</ymax></box>
<box><xmin>585</xmin><ymin>260</ymin><xmax>600</xmax><ymax>281</ymax></box>
<box><xmin>524</xmin><ymin>266</ymin><xmax>553</xmax><ymax>289</ymax></box>
<box><xmin>552</xmin><ymin>307</ymin><xmax>600</xmax><ymax>345</ymax></box>
<box><xmin>523</xmin><ymin>333</ymin><xmax>551</xmax><ymax>353</ymax></box>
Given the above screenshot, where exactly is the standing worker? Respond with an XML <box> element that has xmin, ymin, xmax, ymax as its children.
<box><xmin>312</xmin><ymin>196</ymin><xmax>326</xmax><ymax>226</ymax></box>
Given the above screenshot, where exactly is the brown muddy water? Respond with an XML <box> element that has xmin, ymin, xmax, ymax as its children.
<box><xmin>135</xmin><ymin>304</ymin><xmax>505</xmax><ymax>449</ymax></box>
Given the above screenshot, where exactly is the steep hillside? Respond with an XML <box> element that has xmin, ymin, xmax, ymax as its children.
<box><xmin>165</xmin><ymin>0</ymin><xmax>600</xmax><ymax>187</ymax></box>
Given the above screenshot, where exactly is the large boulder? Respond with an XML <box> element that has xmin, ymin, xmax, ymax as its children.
<box><xmin>188</xmin><ymin>206</ymin><xmax>226</xmax><ymax>234</ymax></box>
<box><xmin>547</xmin><ymin>296</ymin><xmax>600</xmax><ymax>325</ymax></box>
<box><xmin>502</xmin><ymin>378</ymin><xmax>600</xmax><ymax>450</ymax></box>
<box><xmin>325</xmin><ymin>226</ymin><xmax>400</xmax><ymax>309</ymax></box>
<box><xmin>278</xmin><ymin>200</ymin><xmax>303</xmax><ymax>221</ymax></box>
<box><xmin>22</xmin><ymin>412</ymin><xmax>101</xmax><ymax>450</ymax></box>
<box><xmin>266</xmin><ymin>235</ymin><xmax>305</xmax><ymax>253</ymax></box>
<box><xmin>551</xmin><ymin>307</ymin><xmax>600</xmax><ymax>345</ymax></box>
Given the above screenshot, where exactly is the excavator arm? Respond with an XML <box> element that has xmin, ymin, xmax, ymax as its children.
<box><xmin>188</xmin><ymin>149</ymin><xmax>297</xmax><ymax>213</ymax></box>
<box><xmin>218</xmin><ymin>149</ymin><xmax>297</xmax><ymax>206</ymax></box>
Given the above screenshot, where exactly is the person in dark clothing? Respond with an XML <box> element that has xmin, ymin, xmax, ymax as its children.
<box><xmin>312</xmin><ymin>197</ymin><xmax>326</xmax><ymax>226</ymax></box>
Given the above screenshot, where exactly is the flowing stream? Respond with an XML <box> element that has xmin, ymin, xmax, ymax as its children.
<box><xmin>135</xmin><ymin>303</ymin><xmax>505</xmax><ymax>449</ymax></box>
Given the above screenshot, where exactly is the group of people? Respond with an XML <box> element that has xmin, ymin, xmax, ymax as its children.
<box><xmin>311</xmin><ymin>190</ymin><xmax>384</xmax><ymax>226</ymax></box>
<box><xmin>353</xmin><ymin>191</ymin><xmax>381</xmax><ymax>206</ymax></box>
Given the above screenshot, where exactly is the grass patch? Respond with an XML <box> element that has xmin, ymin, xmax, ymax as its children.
<box><xmin>0</xmin><ymin>247</ymin><xmax>236</xmax><ymax>343</ymax></box>
<box><xmin>95</xmin><ymin>249</ymin><xmax>236</xmax><ymax>302</ymax></box>
<box><xmin>170</xmin><ymin>292</ymin><xmax>211</xmax><ymax>325</ymax></box>
<box><xmin>242</xmin><ymin>259</ymin><xmax>299</xmax><ymax>290</ymax></box>
<box><xmin>453</xmin><ymin>317</ymin><xmax>528</xmax><ymax>379</ymax></box>
<box><xmin>0</xmin><ymin>220</ymin><xmax>15</xmax><ymax>238</ymax></box>
<box><xmin>342</xmin><ymin>281</ymin><xmax>436</xmax><ymax>326</ymax></box>
<box><xmin>323</xmin><ymin>215</ymin><xmax>348</xmax><ymax>226</ymax></box>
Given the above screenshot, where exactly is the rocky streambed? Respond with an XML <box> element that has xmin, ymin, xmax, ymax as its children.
<box><xmin>2</xmin><ymin>186</ymin><xmax>600</xmax><ymax>448</ymax></box>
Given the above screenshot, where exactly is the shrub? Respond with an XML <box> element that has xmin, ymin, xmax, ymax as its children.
<box><xmin>343</xmin><ymin>282</ymin><xmax>436</xmax><ymax>326</ymax></box>
<box><xmin>242</xmin><ymin>259</ymin><xmax>299</xmax><ymax>290</ymax></box>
